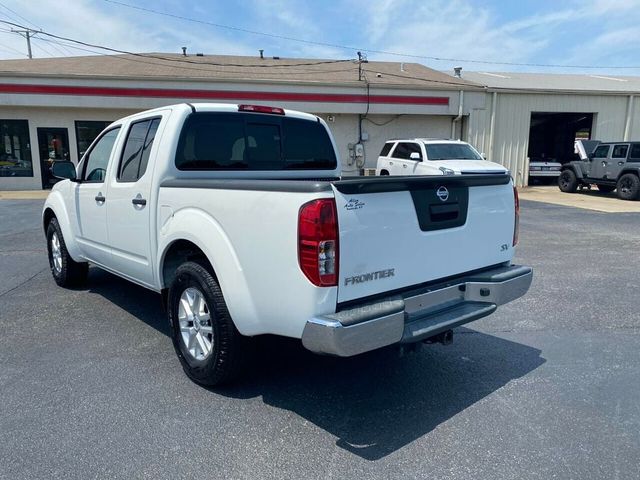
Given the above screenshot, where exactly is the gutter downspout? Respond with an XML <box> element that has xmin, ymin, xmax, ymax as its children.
<box><xmin>488</xmin><ymin>91</ymin><xmax>497</xmax><ymax>163</ymax></box>
<box><xmin>451</xmin><ymin>90</ymin><xmax>464</xmax><ymax>139</ymax></box>
<box><xmin>623</xmin><ymin>94</ymin><xmax>635</xmax><ymax>141</ymax></box>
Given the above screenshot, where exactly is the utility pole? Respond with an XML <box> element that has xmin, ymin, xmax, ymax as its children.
<box><xmin>11</xmin><ymin>28</ymin><xmax>39</xmax><ymax>59</ymax></box>
<box><xmin>357</xmin><ymin>51</ymin><xmax>368</xmax><ymax>81</ymax></box>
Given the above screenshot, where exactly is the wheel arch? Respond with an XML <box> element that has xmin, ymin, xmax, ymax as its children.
<box><xmin>157</xmin><ymin>208</ymin><xmax>258</xmax><ymax>335</ymax></box>
<box><xmin>42</xmin><ymin>191</ymin><xmax>83</xmax><ymax>260</ymax></box>
<box><xmin>561</xmin><ymin>163</ymin><xmax>584</xmax><ymax>179</ymax></box>
<box><xmin>617</xmin><ymin>168</ymin><xmax>640</xmax><ymax>180</ymax></box>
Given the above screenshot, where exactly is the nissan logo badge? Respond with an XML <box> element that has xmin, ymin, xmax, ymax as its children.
<box><xmin>436</xmin><ymin>186</ymin><xmax>449</xmax><ymax>202</ymax></box>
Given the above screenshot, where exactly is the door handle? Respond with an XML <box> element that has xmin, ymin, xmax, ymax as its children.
<box><xmin>601</xmin><ymin>161</ymin><xmax>607</xmax><ymax>166</ymax></box>
<box><xmin>403</xmin><ymin>164</ymin><xmax>407</xmax><ymax>168</ymax></box>
<box><xmin>95</xmin><ymin>193</ymin><xmax>105</xmax><ymax>203</ymax></box>
<box><xmin>618</xmin><ymin>161</ymin><xmax>624</xmax><ymax>166</ymax></box>
<box><xmin>132</xmin><ymin>197</ymin><xmax>147</xmax><ymax>206</ymax></box>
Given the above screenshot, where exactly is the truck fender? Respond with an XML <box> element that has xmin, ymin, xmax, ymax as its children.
<box><xmin>157</xmin><ymin>207</ymin><xmax>259</xmax><ymax>336</ymax></box>
<box><xmin>42</xmin><ymin>189</ymin><xmax>83</xmax><ymax>261</ymax></box>
<box><xmin>618</xmin><ymin>167</ymin><xmax>640</xmax><ymax>180</ymax></box>
<box><xmin>562</xmin><ymin>163</ymin><xmax>584</xmax><ymax>180</ymax></box>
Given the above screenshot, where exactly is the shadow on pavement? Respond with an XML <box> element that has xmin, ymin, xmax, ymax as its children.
<box><xmin>86</xmin><ymin>267</ymin><xmax>545</xmax><ymax>461</ymax></box>
<box><xmin>86</xmin><ymin>267</ymin><xmax>170</xmax><ymax>336</ymax></box>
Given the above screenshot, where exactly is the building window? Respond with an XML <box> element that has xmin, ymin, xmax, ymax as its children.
<box><xmin>75</xmin><ymin>121</ymin><xmax>112</xmax><ymax>160</ymax></box>
<box><xmin>0</xmin><ymin>120</ymin><xmax>32</xmax><ymax>178</ymax></box>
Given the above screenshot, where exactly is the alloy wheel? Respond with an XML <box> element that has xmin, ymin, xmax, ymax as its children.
<box><xmin>178</xmin><ymin>287</ymin><xmax>214</xmax><ymax>360</ymax></box>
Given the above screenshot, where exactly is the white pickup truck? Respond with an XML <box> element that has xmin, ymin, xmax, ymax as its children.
<box><xmin>44</xmin><ymin>103</ymin><xmax>532</xmax><ymax>385</ymax></box>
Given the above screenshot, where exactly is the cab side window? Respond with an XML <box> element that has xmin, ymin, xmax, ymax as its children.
<box><xmin>118</xmin><ymin>118</ymin><xmax>161</xmax><ymax>182</ymax></box>
<box><xmin>82</xmin><ymin>127</ymin><xmax>121</xmax><ymax>182</ymax></box>
<box><xmin>629</xmin><ymin>144</ymin><xmax>640</xmax><ymax>162</ymax></box>
<box><xmin>593</xmin><ymin>145</ymin><xmax>610</xmax><ymax>158</ymax></box>
<box><xmin>612</xmin><ymin>144</ymin><xmax>629</xmax><ymax>159</ymax></box>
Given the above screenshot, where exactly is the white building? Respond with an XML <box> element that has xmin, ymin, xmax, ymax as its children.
<box><xmin>0</xmin><ymin>53</ymin><xmax>484</xmax><ymax>190</ymax></box>
<box><xmin>1</xmin><ymin>53</ymin><xmax>639</xmax><ymax>190</ymax></box>
<box><xmin>465</xmin><ymin>72</ymin><xmax>640</xmax><ymax>186</ymax></box>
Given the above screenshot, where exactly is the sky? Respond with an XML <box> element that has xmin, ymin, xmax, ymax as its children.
<box><xmin>0</xmin><ymin>0</ymin><xmax>640</xmax><ymax>75</ymax></box>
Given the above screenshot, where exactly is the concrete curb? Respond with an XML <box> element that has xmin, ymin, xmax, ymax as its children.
<box><xmin>0</xmin><ymin>190</ymin><xmax>49</xmax><ymax>200</ymax></box>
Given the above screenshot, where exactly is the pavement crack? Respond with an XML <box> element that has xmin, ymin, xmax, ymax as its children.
<box><xmin>0</xmin><ymin>268</ymin><xmax>47</xmax><ymax>298</ymax></box>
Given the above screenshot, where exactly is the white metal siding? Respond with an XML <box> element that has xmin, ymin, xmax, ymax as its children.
<box><xmin>469</xmin><ymin>93</ymin><xmax>633</xmax><ymax>186</ymax></box>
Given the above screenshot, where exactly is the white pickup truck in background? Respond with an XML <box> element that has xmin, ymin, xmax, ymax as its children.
<box><xmin>43</xmin><ymin>103</ymin><xmax>532</xmax><ymax>385</ymax></box>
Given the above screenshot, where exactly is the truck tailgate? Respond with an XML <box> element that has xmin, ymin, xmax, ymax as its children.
<box><xmin>332</xmin><ymin>174</ymin><xmax>515</xmax><ymax>303</ymax></box>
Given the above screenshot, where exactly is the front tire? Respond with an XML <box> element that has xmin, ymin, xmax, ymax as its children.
<box><xmin>616</xmin><ymin>173</ymin><xmax>640</xmax><ymax>200</ymax></box>
<box><xmin>168</xmin><ymin>261</ymin><xmax>247</xmax><ymax>386</ymax></box>
<box><xmin>558</xmin><ymin>169</ymin><xmax>578</xmax><ymax>193</ymax></box>
<box><xmin>46</xmin><ymin>218</ymin><xmax>88</xmax><ymax>287</ymax></box>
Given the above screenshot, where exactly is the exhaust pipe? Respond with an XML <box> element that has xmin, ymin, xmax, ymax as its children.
<box><xmin>423</xmin><ymin>329</ymin><xmax>454</xmax><ymax>346</ymax></box>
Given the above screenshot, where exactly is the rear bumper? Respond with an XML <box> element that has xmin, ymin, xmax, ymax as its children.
<box><xmin>301</xmin><ymin>264</ymin><xmax>532</xmax><ymax>357</ymax></box>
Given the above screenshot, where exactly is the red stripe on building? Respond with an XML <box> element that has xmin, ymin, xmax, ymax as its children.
<box><xmin>0</xmin><ymin>83</ymin><xmax>450</xmax><ymax>106</ymax></box>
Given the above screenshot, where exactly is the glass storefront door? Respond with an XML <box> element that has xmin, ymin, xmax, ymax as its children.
<box><xmin>37</xmin><ymin>128</ymin><xmax>70</xmax><ymax>189</ymax></box>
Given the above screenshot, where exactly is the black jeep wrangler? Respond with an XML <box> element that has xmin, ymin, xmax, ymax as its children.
<box><xmin>558</xmin><ymin>140</ymin><xmax>640</xmax><ymax>200</ymax></box>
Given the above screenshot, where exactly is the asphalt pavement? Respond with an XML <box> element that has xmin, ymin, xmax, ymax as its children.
<box><xmin>0</xmin><ymin>198</ymin><xmax>639</xmax><ymax>479</ymax></box>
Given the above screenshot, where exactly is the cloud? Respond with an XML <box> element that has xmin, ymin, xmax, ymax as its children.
<box><xmin>1</xmin><ymin>0</ymin><xmax>640</xmax><ymax>75</ymax></box>
<box><xmin>0</xmin><ymin>0</ymin><xmax>257</xmax><ymax>59</ymax></box>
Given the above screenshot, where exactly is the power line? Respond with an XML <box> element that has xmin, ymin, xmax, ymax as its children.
<box><xmin>31</xmin><ymin>34</ymin><xmax>361</xmax><ymax>77</ymax></box>
<box><xmin>101</xmin><ymin>0</ymin><xmax>640</xmax><ymax>70</ymax></box>
<box><xmin>0</xmin><ymin>19</ymin><xmax>355</xmax><ymax>68</ymax></box>
<box><xmin>362</xmin><ymin>67</ymin><xmax>479</xmax><ymax>88</ymax></box>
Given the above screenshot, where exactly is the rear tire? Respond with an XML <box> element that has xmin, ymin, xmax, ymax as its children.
<box><xmin>597</xmin><ymin>184</ymin><xmax>615</xmax><ymax>193</ymax></box>
<box><xmin>168</xmin><ymin>261</ymin><xmax>247</xmax><ymax>386</ymax></box>
<box><xmin>616</xmin><ymin>173</ymin><xmax>640</xmax><ymax>200</ymax></box>
<box><xmin>46</xmin><ymin>218</ymin><xmax>88</xmax><ymax>287</ymax></box>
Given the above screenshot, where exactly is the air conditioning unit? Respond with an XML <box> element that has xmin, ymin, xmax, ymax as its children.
<box><xmin>362</xmin><ymin>168</ymin><xmax>377</xmax><ymax>176</ymax></box>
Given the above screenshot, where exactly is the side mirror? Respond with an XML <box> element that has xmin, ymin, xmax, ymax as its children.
<box><xmin>51</xmin><ymin>161</ymin><xmax>77</xmax><ymax>181</ymax></box>
<box><xmin>409</xmin><ymin>152</ymin><xmax>421</xmax><ymax>161</ymax></box>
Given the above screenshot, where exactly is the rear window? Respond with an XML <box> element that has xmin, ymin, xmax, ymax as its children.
<box><xmin>629</xmin><ymin>144</ymin><xmax>640</xmax><ymax>162</ymax></box>
<box><xmin>424</xmin><ymin>143</ymin><xmax>482</xmax><ymax>161</ymax></box>
<box><xmin>175</xmin><ymin>112</ymin><xmax>337</xmax><ymax>171</ymax></box>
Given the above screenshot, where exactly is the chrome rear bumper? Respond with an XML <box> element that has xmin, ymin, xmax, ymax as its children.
<box><xmin>301</xmin><ymin>265</ymin><xmax>532</xmax><ymax>357</ymax></box>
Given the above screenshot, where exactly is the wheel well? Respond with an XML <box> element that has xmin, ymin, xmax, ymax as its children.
<box><xmin>380</xmin><ymin>169</ymin><xmax>390</xmax><ymax>175</ymax></box>
<box><xmin>161</xmin><ymin>240</ymin><xmax>213</xmax><ymax>289</ymax></box>
<box><xmin>43</xmin><ymin>208</ymin><xmax>56</xmax><ymax>233</ymax></box>
<box><xmin>619</xmin><ymin>170</ymin><xmax>640</xmax><ymax>180</ymax></box>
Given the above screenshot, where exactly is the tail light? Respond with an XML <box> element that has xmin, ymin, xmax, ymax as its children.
<box><xmin>513</xmin><ymin>185</ymin><xmax>520</xmax><ymax>246</ymax></box>
<box><xmin>298</xmin><ymin>199</ymin><xmax>339</xmax><ymax>287</ymax></box>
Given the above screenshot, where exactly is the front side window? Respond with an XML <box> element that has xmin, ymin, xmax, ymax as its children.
<box><xmin>118</xmin><ymin>118</ymin><xmax>160</xmax><ymax>182</ymax></box>
<box><xmin>0</xmin><ymin>120</ymin><xmax>33</xmax><ymax>178</ymax></box>
<box><xmin>175</xmin><ymin>113</ymin><xmax>337</xmax><ymax>171</ymax></box>
<box><xmin>612</xmin><ymin>144</ymin><xmax>629</xmax><ymax>159</ymax></box>
<box><xmin>392</xmin><ymin>142</ymin><xmax>421</xmax><ymax>160</ymax></box>
<box><xmin>82</xmin><ymin>127</ymin><xmax>120</xmax><ymax>182</ymax></box>
<box><xmin>593</xmin><ymin>145</ymin><xmax>610</xmax><ymax>158</ymax></box>
<box><xmin>424</xmin><ymin>143</ymin><xmax>482</xmax><ymax>161</ymax></box>
<box><xmin>75</xmin><ymin>121</ymin><xmax>112</xmax><ymax>159</ymax></box>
